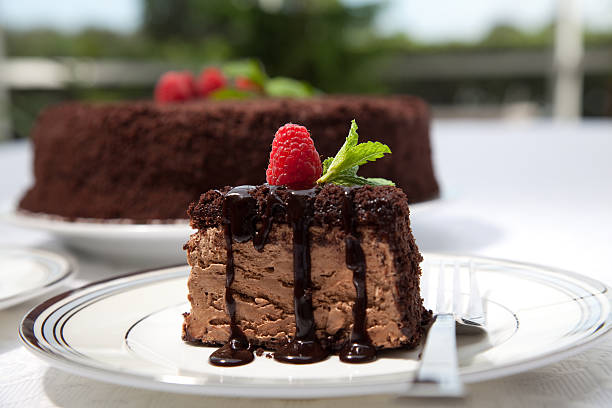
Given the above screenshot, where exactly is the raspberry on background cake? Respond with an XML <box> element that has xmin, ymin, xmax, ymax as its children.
<box><xmin>154</xmin><ymin>71</ymin><xmax>197</xmax><ymax>103</ymax></box>
<box><xmin>182</xmin><ymin>120</ymin><xmax>429</xmax><ymax>366</ymax></box>
<box><xmin>234</xmin><ymin>76</ymin><xmax>262</xmax><ymax>92</ymax></box>
<box><xmin>196</xmin><ymin>67</ymin><xmax>227</xmax><ymax>97</ymax></box>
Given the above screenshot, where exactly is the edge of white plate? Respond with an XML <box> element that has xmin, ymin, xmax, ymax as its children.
<box><xmin>1</xmin><ymin>207</ymin><xmax>192</xmax><ymax>237</ymax></box>
<box><xmin>0</xmin><ymin>247</ymin><xmax>76</xmax><ymax>309</ymax></box>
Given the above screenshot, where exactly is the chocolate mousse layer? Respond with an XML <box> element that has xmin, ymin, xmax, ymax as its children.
<box><xmin>183</xmin><ymin>184</ymin><xmax>429</xmax><ymax>361</ymax></box>
<box><xmin>19</xmin><ymin>96</ymin><xmax>437</xmax><ymax>221</ymax></box>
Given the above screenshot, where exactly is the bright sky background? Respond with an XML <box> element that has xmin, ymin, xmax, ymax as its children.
<box><xmin>372</xmin><ymin>0</ymin><xmax>612</xmax><ymax>42</ymax></box>
<box><xmin>0</xmin><ymin>0</ymin><xmax>610</xmax><ymax>43</ymax></box>
<box><xmin>0</xmin><ymin>0</ymin><xmax>142</xmax><ymax>33</ymax></box>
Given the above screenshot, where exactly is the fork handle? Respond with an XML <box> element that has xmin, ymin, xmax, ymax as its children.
<box><xmin>410</xmin><ymin>313</ymin><xmax>464</xmax><ymax>397</ymax></box>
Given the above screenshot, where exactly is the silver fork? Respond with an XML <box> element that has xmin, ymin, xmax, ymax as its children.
<box><xmin>403</xmin><ymin>258</ymin><xmax>486</xmax><ymax>397</ymax></box>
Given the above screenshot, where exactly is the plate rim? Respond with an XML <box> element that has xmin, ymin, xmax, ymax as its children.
<box><xmin>2</xmin><ymin>207</ymin><xmax>191</xmax><ymax>236</ymax></box>
<box><xmin>19</xmin><ymin>254</ymin><xmax>612</xmax><ymax>398</ymax></box>
<box><xmin>0</xmin><ymin>246</ymin><xmax>76</xmax><ymax>309</ymax></box>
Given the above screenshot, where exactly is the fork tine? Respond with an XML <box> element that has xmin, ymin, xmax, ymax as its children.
<box><xmin>436</xmin><ymin>259</ymin><xmax>446</xmax><ymax>313</ymax></box>
<box><xmin>453</xmin><ymin>260</ymin><xmax>462</xmax><ymax>315</ymax></box>
<box><xmin>467</xmin><ymin>259</ymin><xmax>485</xmax><ymax>324</ymax></box>
<box><xmin>420</xmin><ymin>259</ymin><xmax>432</xmax><ymax>310</ymax></box>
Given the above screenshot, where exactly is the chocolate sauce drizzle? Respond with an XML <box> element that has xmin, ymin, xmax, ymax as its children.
<box><xmin>253</xmin><ymin>187</ymin><xmax>284</xmax><ymax>251</ymax></box>
<box><xmin>210</xmin><ymin>184</ymin><xmax>374</xmax><ymax>366</ymax></box>
<box><xmin>338</xmin><ymin>188</ymin><xmax>377</xmax><ymax>363</ymax></box>
<box><xmin>273</xmin><ymin>190</ymin><xmax>328</xmax><ymax>364</ymax></box>
<box><xmin>209</xmin><ymin>187</ymin><xmax>256</xmax><ymax>367</ymax></box>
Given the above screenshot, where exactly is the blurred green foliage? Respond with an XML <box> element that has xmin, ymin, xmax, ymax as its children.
<box><xmin>9</xmin><ymin>0</ymin><xmax>610</xmax><ymax>92</ymax></box>
<box><xmin>3</xmin><ymin>0</ymin><xmax>612</xmax><ymax>138</ymax></box>
<box><xmin>142</xmin><ymin>0</ymin><xmax>381</xmax><ymax>92</ymax></box>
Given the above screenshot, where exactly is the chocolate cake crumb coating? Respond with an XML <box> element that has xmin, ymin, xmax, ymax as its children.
<box><xmin>189</xmin><ymin>184</ymin><xmax>417</xmax><ymax>231</ymax></box>
<box><xmin>183</xmin><ymin>184</ymin><xmax>430</xmax><ymax>355</ymax></box>
<box><xmin>19</xmin><ymin>96</ymin><xmax>438</xmax><ymax>221</ymax></box>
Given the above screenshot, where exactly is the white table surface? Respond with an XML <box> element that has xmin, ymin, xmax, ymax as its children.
<box><xmin>1</xmin><ymin>119</ymin><xmax>611</xmax><ymax>407</ymax></box>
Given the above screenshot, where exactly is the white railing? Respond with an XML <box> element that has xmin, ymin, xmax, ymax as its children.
<box><xmin>0</xmin><ymin>58</ymin><xmax>177</xmax><ymax>89</ymax></box>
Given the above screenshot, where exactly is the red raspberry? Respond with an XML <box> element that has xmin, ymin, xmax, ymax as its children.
<box><xmin>266</xmin><ymin>123</ymin><xmax>322</xmax><ymax>190</ymax></box>
<box><xmin>235</xmin><ymin>76</ymin><xmax>261</xmax><ymax>92</ymax></box>
<box><xmin>154</xmin><ymin>71</ymin><xmax>196</xmax><ymax>103</ymax></box>
<box><xmin>197</xmin><ymin>67</ymin><xmax>226</xmax><ymax>97</ymax></box>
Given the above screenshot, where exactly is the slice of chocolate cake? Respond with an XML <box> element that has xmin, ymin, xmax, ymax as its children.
<box><xmin>183</xmin><ymin>184</ymin><xmax>429</xmax><ymax>365</ymax></box>
<box><xmin>182</xmin><ymin>120</ymin><xmax>429</xmax><ymax>366</ymax></box>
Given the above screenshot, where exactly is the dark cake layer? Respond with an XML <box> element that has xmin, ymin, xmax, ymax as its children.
<box><xmin>19</xmin><ymin>96</ymin><xmax>438</xmax><ymax>221</ymax></box>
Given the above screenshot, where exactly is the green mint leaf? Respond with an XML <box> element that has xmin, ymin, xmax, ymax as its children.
<box><xmin>341</xmin><ymin>141</ymin><xmax>391</xmax><ymax>171</ymax></box>
<box><xmin>223</xmin><ymin>59</ymin><xmax>268</xmax><ymax>86</ymax></box>
<box><xmin>337</xmin><ymin>119</ymin><xmax>360</xmax><ymax>158</ymax></box>
<box><xmin>328</xmin><ymin>174</ymin><xmax>395</xmax><ymax>187</ymax></box>
<box><xmin>363</xmin><ymin>177</ymin><xmax>395</xmax><ymax>186</ymax></box>
<box><xmin>264</xmin><ymin>77</ymin><xmax>315</xmax><ymax>98</ymax></box>
<box><xmin>326</xmin><ymin>174</ymin><xmax>369</xmax><ymax>187</ymax></box>
<box><xmin>321</xmin><ymin>157</ymin><xmax>334</xmax><ymax>176</ymax></box>
<box><xmin>344</xmin><ymin>165</ymin><xmax>359</xmax><ymax>176</ymax></box>
<box><xmin>317</xmin><ymin>119</ymin><xmax>392</xmax><ymax>185</ymax></box>
<box><xmin>321</xmin><ymin>161</ymin><xmax>357</xmax><ymax>179</ymax></box>
<box><xmin>317</xmin><ymin>120</ymin><xmax>359</xmax><ymax>183</ymax></box>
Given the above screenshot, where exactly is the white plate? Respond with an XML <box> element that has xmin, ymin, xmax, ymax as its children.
<box><xmin>2</xmin><ymin>208</ymin><xmax>193</xmax><ymax>263</ymax></box>
<box><xmin>2</xmin><ymin>199</ymin><xmax>436</xmax><ymax>263</ymax></box>
<box><xmin>0</xmin><ymin>247</ymin><xmax>74</xmax><ymax>309</ymax></box>
<box><xmin>20</xmin><ymin>253</ymin><xmax>611</xmax><ymax>398</ymax></box>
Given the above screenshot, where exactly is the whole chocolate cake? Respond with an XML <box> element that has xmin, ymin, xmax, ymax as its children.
<box><xmin>19</xmin><ymin>96</ymin><xmax>438</xmax><ymax>221</ymax></box>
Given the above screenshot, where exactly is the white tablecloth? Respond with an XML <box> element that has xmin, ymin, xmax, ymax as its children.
<box><xmin>1</xmin><ymin>119</ymin><xmax>611</xmax><ymax>407</ymax></box>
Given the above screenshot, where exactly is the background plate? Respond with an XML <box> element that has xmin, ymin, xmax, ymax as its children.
<box><xmin>0</xmin><ymin>247</ymin><xmax>74</xmax><ymax>309</ymax></box>
<box><xmin>2</xmin><ymin>208</ymin><xmax>193</xmax><ymax>263</ymax></box>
